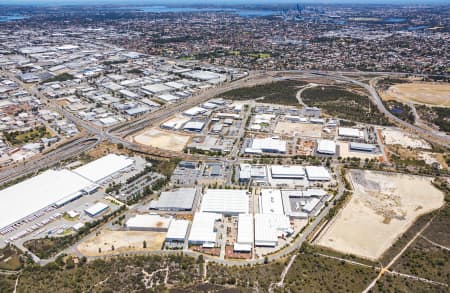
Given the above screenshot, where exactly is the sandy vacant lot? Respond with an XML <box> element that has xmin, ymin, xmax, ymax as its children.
<box><xmin>381</xmin><ymin>128</ymin><xmax>431</xmax><ymax>149</ymax></box>
<box><xmin>381</xmin><ymin>82</ymin><xmax>450</xmax><ymax>107</ymax></box>
<box><xmin>316</xmin><ymin>170</ymin><xmax>444</xmax><ymax>260</ymax></box>
<box><xmin>275</xmin><ymin>121</ymin><xmax>322</xmax><ymax>138</ymax></box>
<box><xmin>338</xmin><ymin>142</ymin><xmax>381</xmax><ymax>160</ymax></box>
<box><xmin>133</xmin><ymin>128</ymin><xmax>190</xmax><ymax>152</ymax></box>
<box><xmin>77</xmin><ymin>230</ymin><xmax>166</xmax><ymax>256</ymax></box>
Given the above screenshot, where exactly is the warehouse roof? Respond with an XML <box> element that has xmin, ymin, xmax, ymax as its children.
<box><xmin>305</xmin><ymin>166</ymin><xmax>331</xmax><ymax>181</ymax></box>
<box><xmin>200</xmin><ymin>189</ymin><xmax>249</xmax><ymax>214</ymax></box>
<box><xmin>150</xmin><ymin>188</ymin><xmax>196</xmax><ymax>211</ymax></box>
<box><xmin>317</xmin><ymin>139</ymin><xmax>336</xmax><ymax>155</ymax></box>
<box><xmin>188</xmin><ymin>212</ymin><xmax>222</xmax><ymax>244</ymax></box>
<box><xmin>126</xmin><ymin>214</ymin><xmax>171</xmax><ymax>230</ymax></box>
<box><xmin>260</xmin><ymin>189</ymin><xmax>285</xmax><ymax>214</ymax></box>
<box><xmin>166</xmin><ymin>219</ymin><xmax>189</xmax><ymax>241</ymax></box>
<box><xmin>237</xmin><ymin>214</ymin><xmax>254</xmax><ymax>245</ymax></box>
<box><xmin>251</xmin><ymin>137</ymin><xmax>287</xmax><ymax>153</ymax></box>
<box><xmin>0</xmin><ymin>169</ymin><xmax>92</xmax><ymax>230</ymax></box>
<box><xmin>254</xmin><ymin>213</ymin><xmax>291</xmax><ymax>246</ymax></box>
<box><xmin>338</xmin><ymin>127</ymin><xmax>364</xmax><ymax>138</ymax></box>
<box><xmin>270</xmin><ymin>165</ymin><xmax>305</xmax><ymax>179</ymax></box>
<box><xmin>73</xmin><ymin>154</ymin><xmax>134</xmax><ymax>183</ymax></box>
<box><xmin>84</xmin><ymin>202</ymin><xmax>109</xmax><ymax>216</ymax></box>
<box><xmin>183</xmin><ymin>121</ymin><xmax>205</xmax><ymax>131</ymax></box>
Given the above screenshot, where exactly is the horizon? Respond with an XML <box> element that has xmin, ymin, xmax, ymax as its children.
<box><xmin>1</xmin><ymin>0</ymin><xmax>450</xmax><ymax>7</ymax></box>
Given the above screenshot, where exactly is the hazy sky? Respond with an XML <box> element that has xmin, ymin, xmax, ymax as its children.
<box><xmin>1</xmin><ymin>0</ymin><xmax>449</xmax><ymax>5</ymax></box>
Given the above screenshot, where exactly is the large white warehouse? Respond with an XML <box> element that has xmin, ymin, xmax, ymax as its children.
<box><xmin>246</xmin><ymin>137</ymin><xmax>287</xmax><ymax>154</ymax></box>
<box><xmin>0</xmin><ymin>169</ymin><xmax>92</xmax><ymax>231</ymax></box>
<box><xmin>73</xmin><ymin>154</ymin><xmax>134</xmax><ymax>183</ymax></box>
<box><xmin>305</xmin><ymin>166</ymin><xmax>332</xmax><ymax>181</ymax></box>
<box><xmin>188</xmin><ymin>212</ymin><xmax>222</xmax><ymax>245</ymax></box>
<box><xmin>254</xmin><ymin>214</ymin><xmax>291</xmax><ymax>247</ymax></box>
<box><xmin>259</xmin><ymin>189</ymin><xmax>285</xmax><ymax>214</ymax></box>
<box><xmin>317</xmin><ymin>139</ymin><xmax>337</xmax><ymax>155</ymax></box>
<box><xmin>200</xmin><ymin>189</ymin><xmax>249</xmax><ymax>215</ymax></box>
<box><xmin>270</xmin><ymin>165</ymin><xmax>305</xmax><ymax>179</ymax></box>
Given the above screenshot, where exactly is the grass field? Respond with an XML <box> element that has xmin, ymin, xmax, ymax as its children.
<box><xmin>219</xmin><ymin>79</ymin><xmax>307</xmax><ymax>106</ymax></box>
<box><xmin>0</xmin><ymin>244</ymin><xmax>22</xmax><ymax>271</ymax></box>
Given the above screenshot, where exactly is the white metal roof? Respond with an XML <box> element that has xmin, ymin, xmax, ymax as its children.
<box><xmin>200</xmin><ymin>189</ymin><xmax>249</xmax><ymax>214</ymax></box>
<box><xmin>188</xmin><ymin>212</ymin><xmax>221</xmax><ymax>244</ymax></box>
<box><xmin>317</xmin><ymin>139</ymin><xmax>336</xmax><ymax>155</ymax></box>
<box><xmin>84</xmin><ymin>202</ymin><xmax>109</xmax><ymax>216</ymax></box>
<box><xmin>126</xmin><ymin>214</ymin><xmax>172</xmax><ymax>230</ymax></box>
<box><xmin>251</xmin><ymin>138</ymin><xmax>287</xmax><ymax>153</ymax></box>
<box><xmin>270</xmin><ymin>165</ymin><xmax>305</xmax><ymax>179</ymax></box>
<box><xmin>237</xmin><ymin>214</ymin><xmax>254</xmax><ymax>245</ymax></box>
<box><xmin>166</xmin><ymin>219</ymin><xmax>189</xmax><ymax>241</ymax></box>
<box><xmin>73</xmin><ymin>154</ymin><xmax>134</xmax><ymax>183</ymax></box>
<box><xmin>183</xmin><ymin>121</ymin><xmax>205</xmax><ymax>131</ymax></box>
<box><xmin>150</xmin><ymin>188</ymin><xmax>196</xmax><ymax>210</ymax></box>
<box><xmin>338</xmin><ymin>127</ymin><xmax>364</xmax><ymax>138</ymax></box>
<box><xmin>0</xmin><ymin>169</ymin><xmax>92</xmax><ymax>230</ymax></box>
<box><xmin>183</xmin><ymin>106</ymin><xmax>207</xmax><ymax>116</ymax></box>
<box><xmin>303</xmin><ymin>198</ymin><xmax>321</xmax><ymax>213</ymax></box>
<box><xmin>259</xmin><ymin>189</ymin><xmax>285</xmax><ymax>215</ymax></box>
<box><xmin>254</xmin><ymin>213</ymin><xmax>290</xmax><ymax>246</ymax></box>
<box><xmin>305</xmin><ymin>166</ymin><xmax>331</xmax><ymax>181</ymax></box>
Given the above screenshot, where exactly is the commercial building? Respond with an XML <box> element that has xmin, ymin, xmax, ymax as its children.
<box><xmin>338</xmin><ymin>127</ymin><xmax>364</xmax><ymax>139</ymax></box>
<box><xmin>183</xmin><ymin>121</ymin><xmax>205</xmax><ymax>132</ymax></box>
<box><xmin>200</xmin><ymin>189</ymin><xmax>249</xmax><ymax>215</ymax></box>
<box><xmin>84</xmin><ymin>202</ymin><xmax>109</xmax><ymax>217</ymax></box>
<box><xmin>183</xmin><ymin>106</ymin><xmax>207</xmax><ymax>116</ymax></box>
<box><xmin>259</xmin><ymin>189</ymin><xmax>285</xmax><ymax>215</ymax></box>
<box><xmin>305</xmin><ymin>166</ymin><xmax>331</xmax><ymax>181</ymax></box>
<box><xmin>0</xmin><ymin>169</ymin><xmax>92</xmax><ymax>230</ymax></box>
<box><xmin>73</xmin><ymin>154</ymin><xmax>134</xmax><ymax>183</ymax></box>
<box><xmin>166</xmin><ymin>219</ymin><xmax>190</xmax><ymax>242</ymax></box>
<box><xmin>126</xmin><ymin>214</ymin><xmax>172</xmax><ymax>231</ymax></box>
<box><xmin>254</xmin><ymin>214</ymin><xmax>291</xmax><ymax>247</ymax></box>
<box><xmin>234</xmin><ymin>214</ymin><xmax>253</xmax><ymax>252</ymax></box>
<box><xmin>188</xmin><ymin>212</ymin><xmax>222</xmax><ymax>245</ymax></box>
<box><xmin>349</xmin><ymin>142</ymin><xmax>377</xmax><ymax>152</ymax></box>
<box><xmin>245</xmin><ymin>137</ymin><xmax>287</xmax><ymax>154</ymax></box>
<box><xmin>317</xmin><ymin>139</ymin><xmax>337</xmax><ymax>155</ymax></box>
<box><xmin>149</xmin><ymin>188</ymin><xmax>196</xmax><ymax>211</ymax></box>
<box><xmin>270</xmin><ymin>165</ymin><xmax>305</xmax><ymax>179</ymax></box>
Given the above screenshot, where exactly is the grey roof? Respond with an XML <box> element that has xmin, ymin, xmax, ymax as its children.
<box><xmin>150</xmin><ymin>188</ymin><xmax>196</xmax><ymax>210</ymax></box>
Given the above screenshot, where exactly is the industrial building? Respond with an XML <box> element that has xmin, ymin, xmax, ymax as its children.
<box><xmin>316</xmin><ymin>139</ymin><xmax>337</xmax><ymax>155</ymax></box>
<box><xmin>234</xmin><ymin>214</ymin><xmax>253</xmax><ymax>252</ymax></box>
<box><xmin>338</xmin><ymin>127</ymin><xmax>364</xmax><ymax>139</ymax></box>
<box><xmin>270</xmin><ymin>165</ymin><xmax>305</xmax><ymax>179</ymax></box>
<box><xmin>188</xmin><ymin>212</ymin><xmax>222</xmax><ymax>245</ymax></box>
<box><xmin>84</xmin><ymin>202</ymin><xmax>109</xmax><ymax>217</ymax></box>
<box><xmin>165</xmin><ymin>219</ymin><xmax>190</xmax><ymax>242</ymax></box>
<box><xmin>254</xmin><ymin>214</ymin><xmax>291</xmax><ymax>247</ymax></box>
<box><xmin>349</xmin><ymin>142</ymin><xmax>377</xmax><ymax>152</ymax></box>
<box><xmin>149</xmin><ymin>188</ymin><xmax>196</xmax><ymax>211</ymax></box>
<box><xmin>126</xmin><ymin>214</ymin><xmax>172</xmax><ymax>231</ymax></box>
<box><xmin>73</xmin><ymin>154</ymin><xmax>134</xmax><ymax>183</ymax></box>
<box><xmin>259</xmin><ymin>189</ymin><xmax>285</xmax><ymax>214</ymax></box>
<box><xmin>200</xmin><ymin>189</ymin><xmax>249</xmax><ymax>215</ymax></box>
<box><xmin>239</xmin><ymin>164</ymin><xmax>267</xmax><ymax>183</ymax></box>
<box><xmin>305</xmin><ymin>166</ymin><xmax>332</xmax><ymax>181</ymax></box>
<box><xmin>0</xmin><ymin>169</ymin><xmax>93</xmax><ymax>231</ymax></box>
<box><xmin>245</xmin><ymin>137</ymin><xmax>287</xmax><ymax>154</ymax></box>
<box><xmin>183</xmin><ymin>121</ymin><xmax>205</xmax><ymax>132</ymax></box>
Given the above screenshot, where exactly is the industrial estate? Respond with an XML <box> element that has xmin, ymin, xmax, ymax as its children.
<box><xmin>0</xmin><ymin>2</ymin><xmax>449</xmax><ymax>293</ymax></box>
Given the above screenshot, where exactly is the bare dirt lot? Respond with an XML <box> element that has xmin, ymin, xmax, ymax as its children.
<box><xmin>381</xmin><ymin>82</ymin><xmax>450</xmax><ymax>107</ymax></box>
<box><xmin>274</xmin><ymin>121</ymin><xmax>323</xmax><ymax>138</ymax></box>
<box><xmin>132</xmin><ymin>128</ymin><xmax>191</xmax><ymax>152</ymax></box>
<box><xmin>77</xmin><ymin>230</ymin><xmax>166</xmax><ymax>256</ymax></box>
<box><xmin>381</xmin><ymin>128</ymin><xmax>431</xmax><ymax>149</ymax></box>
<box><xmin>316</xmin><ymin>170</ymin><xmax>444</xmax><ymax>260</ymax></box>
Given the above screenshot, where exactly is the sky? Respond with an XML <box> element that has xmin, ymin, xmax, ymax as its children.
<box><xmin>1</xmin><ymin>0</ymin><xmax>449</xmax><ymax>5</ymax></box>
